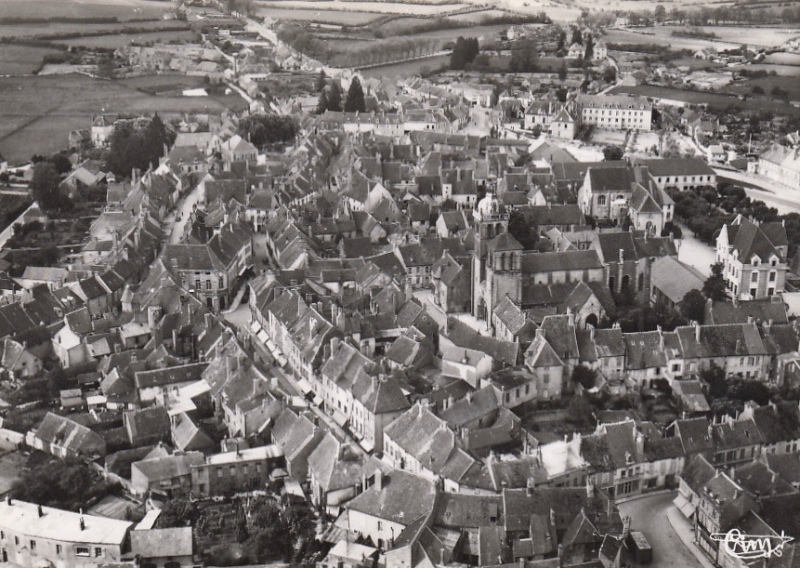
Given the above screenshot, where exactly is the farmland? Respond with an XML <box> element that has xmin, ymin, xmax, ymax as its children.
<box><xmin>60</xmin><ymin>29</ymin><xmax>197</xmax><ymax>49</ymax></box>
<box><xmin>0</xmin><ymin>0</ymin><xmax>175</xmax><ymax>21</ymax></box>
<box><xmin>608</xmin><ymin>84</ymin><xmax>800</xmax><ymax>116</ymax></box>
<box><xmin>0</xmin><ymin>18</ymin><xmax>189</xmax><ymax>40</ymax></box>
<box><xmin>254</xmin><ymin>7</ymin><xmax>384</xmax><ymax>25</ymax></box>
<box><xmin>603</xmin><ymin>24</ymin><xmax>798</xmax><ymax>52</ymax></box>
<box><xmin>360</xmin><ymin>53</ymin><xmax>450</xmax><ymax>77</ymax></box>
<box><xmin>0</xmin><ymin>45</ymin><xmax>60</xmax><ymax>75</ymax></box>
<box><xmin>255</xmin><ymin>0</ymin><xmax>471</xmax><ymax>16</ymax></box>
<box><xmin>0</xmin><ymin>74</ymin><xmax>246</xmax><ymax>165</ymax></box>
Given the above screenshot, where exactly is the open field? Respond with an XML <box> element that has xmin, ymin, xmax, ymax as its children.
<box><xmin>697</xmin><ymin>25</ymin><xmax>800</xmax><ymax>47</ymax></box>
<box><xmin>0</xmin><ymin>19</ymin><xmax>187</xmax><ymax>39</ymax></box>
<box><xmin>729</xmin><ymin>74</ymin><xmax>800</xmax><ymax>100</ymax></box>
<box><xmin>0</xmin><ymin>45</ymin><xmax>60</xmax><ymax>75</ymax></box>
<box><xmin>0</xmin><ymin>74</ymin><xmax>246</xmax><ymax>164</ymax></box>
<box><xmin>743</xmin><ymin>63</ymin><xmax>800</xmax><ymax>77</ymax></box>
<box><xmin>255</xmin><ymin>0</ymin><xmax>470</xmax><ymax>15</ymax></box>
<box><xmin>255</xmin><ymin>6</ymin><xmax>384</xmax><ymax>24</ymax></box>
<box><xmin>609</xmin><ymin>84</ymin><xmax>800</xmax><ymax>115</ymax></box>
<box><xmin>360</xmin><ymin>53</ymin><xmax>450</xmax><ymax>77</ymax></box>
<box><xmin>0</xmin><ymin>0</ymin><xmax>175</xmax><ymax>20</ymax></box>
<box><xmin>60</xmin><ymin>29</ymin><xmax>196</xmax><ymax>49</ymax></box>
<box><xmin>459</xmin><ymin>0</ymin><xmax>579</xmax><ymax>22</ymax></box>
<box><xmin>121</xmin><ymin>73</ymin><xmax>208</xmax><ymax>93</ymax></box>
<box><xmin>603</xmin><ymin>26</ymin><xmax>741</xmax><ymax>52</ymax></box>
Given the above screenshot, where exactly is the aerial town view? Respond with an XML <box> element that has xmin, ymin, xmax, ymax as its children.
<box><xmin>1</xmin><ymin>0</ymin><xmax>800</xmax><ymax>566</ymax></box>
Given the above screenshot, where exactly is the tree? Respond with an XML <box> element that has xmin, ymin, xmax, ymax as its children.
<box><xmin>571</xmin><ymin>27</ymin><xmax>583</xmax><ymax>46</ymax></box>
<box><xmin>238</xmin><ymin>115</ymin><xmax>298</xmax><ymax>148</ymax></box>
<box><xmin>97</xmin><ymin>54</ymin><xmax>115</xmax><ymax>78</ymax></box>
<box><xmin>344</xmin><ymin>76</ymin><xmax>366</xmax><ymax>113</ymax></box>
<box><xmin>30</xmin><ymin>162</ymin><xmax>66</xmax><ymax>212</ymax></box>
<box><xmin>315</xmin><ymin>69</ymin><xmax>327</xmax><ymax>92</ymax></box>
<box><xmin>156</xmin><ymin>499</ymin><xmax>200</xmax><ymax>528</ymax></box>
<box><xmin>558</xmin><ymin>61</ymin><xmax>567</xmax><ymax>81</ymax></box>
<box><xmin>327</xmin><ymin>80</ymin><xmax>342</xmax><ymax>112</ymax></box>
<box><xmin>654</xmin><ymin>4</ymin><xmax>666</xmax><ymax>23</ymax></box>
<box><xmin>680</xmin><ymin>289</ymin><xmax>706</xmax><ymax>323</ymax></box>
<box><xmin>603</xmin><ymin>66</ymin><xmax>617</xmax><ymax>83</ymax></box>
<box><xmin>316</xmin><ymin>89</ymin><xmax>330</xmax><ymax>115</ymax></box>
<box><xmin>701</xmin><ymin>364</ymin><xmax>727</xmax><ymax>399</ymax></box>
<box><xmin>507</xmin><ymin>210</ymin><xmax>538</xmax><ymax>250</ymax></box>
<box><xmin>571</xmin><ymin>365</ymin><xmax>598</xmax><ymax>390</ymax></box>
<box><xmin>105</xmin><ymin>116</ymin><xmax>174</xmax><ymax>178</ymax></box>
<box><xmin>703</xmin><ymin>262</ymin><xmax>727</xmax><ymax>301</ymax></box>
<box><xmin>584</xmin><ymin>35</ymin><xmax>594</xmax><ymax>60</ymax></box>
<box><xmin>603</xmin><ymin>145</ymin><xmax>624</xmax><ymax>161</ymax></box>
<box><xmin>566</xmin><ymin>396</ymin><xmax>595</xmax><ymax>429</ymax></box>
<box><xmin>450</xmin><ymin>36</ymin><xmax>479</xmax><ymax>70</ymax></box>
<box><xmin>49</xmin><ymin>153</ymin><xmax>72</xmax><ymax>175</ymax></box>
<box><xmin>556</xmin><ymin>29</ymin><xmax>566</xmax><ymax>52</ymax></box>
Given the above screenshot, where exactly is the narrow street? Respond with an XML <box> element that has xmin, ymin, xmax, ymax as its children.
<box><xmin>618</xmin><ymin>491</ymin><xmax>710</xmax><ymax>568</ymax></box>
<box><xmin>169</xmin><ymin>183</ymin><xmax>203</xmax><ymax>244</ymax></box>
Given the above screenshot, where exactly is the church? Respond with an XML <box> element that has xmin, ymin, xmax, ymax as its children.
<box><xmin>471</xmin><ymin>193</ymin><xmax>605</xmax><ymax>324</ymax></box>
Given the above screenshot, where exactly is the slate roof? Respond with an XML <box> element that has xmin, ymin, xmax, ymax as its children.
<box><xmin>35</xmin><ymin>412</ymin><xmax>105</xmax><ymax>456</ymax></box>
<box><xmin>346</xmin><ymin>469</ymin><xmax>436</xmax><ymax>525</ymax></box>
<box><xmin>131</xmin><ymin>527</ymin><xmax>193</xmax><ymax>558</ymax></box>
<box><xmin>651</xmin><ymin>256</ymin><xmax>705</xmax><ymax>304</ymax></box>
<box><xmin>124</xmin><ymin>406</ymin><xmax>170</xmax><ymax>443</ymax></box>
<box><xmin>133</xmin><ymin>452</ymin><xmax>204</xmax><ymax>482</ymax></box>
<box><xmin>639</xmin><ymin>157</ymin><xmax>716</xmax><ymax>178</ymax></box>
<box><xmin>352</xmin><ymin>370</ymin><xmax>411</xmax><ymax>415</ymax></box>
<box><xmin>676</xmin><ymin>323</ymin><xmax>768</xmax><ymax>359</ymax></box>
<box><xmin>524</xmin><ymin>251</ymin><xmax>603</xmax><ymax>276</ymax></box>
<box><xmin>706</xmin><ymin>298</ymin><xmax>788</xmax><ymax>325</ymax></box>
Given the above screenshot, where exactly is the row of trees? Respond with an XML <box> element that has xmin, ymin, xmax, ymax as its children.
<box><xmin>316</xmin><ymin>76</ymin><xmax>367</xmax><ymax>114</ymax></box>
<box><xmin>631</xmin><ymin>4</ymin><xmax>800</xmax><ymax>26</ymax></box>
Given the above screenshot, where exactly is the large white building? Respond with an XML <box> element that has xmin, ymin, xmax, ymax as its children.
<box><xmin>575</xmin><ymin>94</ymin><xmax>653</xmax><ymax>131</ymax></box>
<box><xmin>0</xmin><ymin>499</ymin><xmax>132</xmax><ymax>568</ymax></box>
<box><xmin>757</xmin><ymin>143</ymin><xmax>800</xmax><ymax>191</ymax></box>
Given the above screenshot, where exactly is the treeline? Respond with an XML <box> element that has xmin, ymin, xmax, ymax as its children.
<box><xmin>633</xmin><ymin>4</ymin><xmax>800</xmax><ymax>25</ymax></box>
<box><xmin>671</xmin><ymin>28</ymin><xmax>719</xmax><ymax>40</ymax></box>
<box><xmin>106</xmin><ymin>115</ymin><xmax>174</xmax><ymax>179</ymax></box>
<box><xmin>450</xmin><ymin>36</ymin><xmax>479</xmax><ymax>70</ymax></box>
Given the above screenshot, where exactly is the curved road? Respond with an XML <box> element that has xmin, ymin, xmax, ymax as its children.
<box><xmin>618</xmin><ymin>491</ymin><xmax>705</xmax><ymax>568</ymax></box>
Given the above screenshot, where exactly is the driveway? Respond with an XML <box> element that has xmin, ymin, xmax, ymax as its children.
<box><xmin>618</xmin><ymin>491</ymin><xmax>707</xmax><ymax>568</ymax></box>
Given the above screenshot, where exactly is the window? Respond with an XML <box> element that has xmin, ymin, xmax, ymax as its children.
<box><xmin>751</xmin><ymin>272</ymin><xmax>758</xmax><ymax>283</ymax></box>
<box><xmin>242</xmin><ymin>465</ymin><xmax>248</xmax><ymax>476</ymax></box>
<box><xmin>198</xmin><ymin>483</ymin><xmax>205</xmax><ymax>494</ymax></box>
<box><xmin>95</xmin><ymin>548</ymin><xmax>103</xmax><ymax>558</ymax></box>
<box><xmin>15</xmin><ymin>537</ymin><xmax>19</xmax><ymax>545</ymax></box>
<box><xmin>76</xmin><ymin>547</ymin><xmax>90</xmax><ymax>557</ymax></box>
<box><xmin>206</xmin><ymin>280</ymin><xmax>212</xmax><ymax>290</ymax></box>
<box><xmin>1</xmin><ymin>531</ymin><xmax>3</xmax><ymax>540</ymax></box>
<box><xmin>56</xmin><ymin>545</ymin><xmax>62</xmax><ymax>555</ymax></box>
<box><xmin>219</xmin><ymin>277</ymin><xmax>225</xmax><ymax>288</ymax></box>
<box><xmin>377</xmin><ymin>521</ymin><xmax>383</xmax><ymax>531</ymax></box>
<box><xmin>230</xmin><ymin>466</ymin><xmax>236</xmax><ymax>477</ymax></box>
<box><xmin>769</xmin><ymin>271</ymin><xmax>776</xmax><ymax>282</ymax></box>
<box><xmin>217</xmin><ymin>468</ymin><xmax>223</xmax><ymax>478</ymax></box>
<box><xmin>30</xmin><ymin>540</ymin><xmax>36</xmax><ymax>551</ymax></box>
<box><xmin>597</xmin><ymin>195</ymin><xmax>606</xmax><ymax>206</ymax></box>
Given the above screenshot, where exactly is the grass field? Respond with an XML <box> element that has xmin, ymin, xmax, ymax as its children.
<box><xmin>255</xmin><ymin>6</ymin><xmax>384</xmax><ymax>24</ymax></box>
<box><xmin>60</xmin><ymin>29</ymin><xmax>196</xmax><ymax>49</ymax></box>
<box><xmin>255</xmin><ymin>0</ymin><xmax>470</xmax><ymax>15</ymax></box>
<box><xmin>121</xmin><ymin>74</ymin><xmax>208</xmax><ymax>93</ymax></box>
<box><xmin>603</xmin><ymin>26</ymin><xmax>741</xmax><ymax>52</ymax></box>
<box><xmin>0</xmin><ymin>0</ymin><xmax>175</xmax><ymax>21</ymax></box>
<box><xmin>360</xmin><ymin>53</ymin><xmax>450</xmax><ymax>77</ymax></box>
<box><xmin>0</xmin><ymin>74</ymin><xmax>246</xmax><ymax>164</ymax></box>
<box><xmin>0</xmin><ymin>44</ymin><xmax>60</xmax><ymax>75</ymax></box>
<box><xmin>609</xmin><ymin>84</ymin><xmax>800</xmax><ymax>115</ymax></box>
<box><xmin>0</xmin><ymin>19</ymin><xmax>188</xmax><ymax>39</ymax></box>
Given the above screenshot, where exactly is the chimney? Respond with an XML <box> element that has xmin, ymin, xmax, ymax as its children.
<box><xmin>736</xmin><ymin>339</ymin><xmax>742</xmax><ymax>354</ymax></box>
<box><xmin>37</xmin><ymin>505</ymin><xmax>43</xmax><ymax>517</ymax></box>
<box><xmin>374</xmin><ymin>471</ymin><xmax>383</xmax><ymax>491</ymax></box>
<box><xmin>695</xmin><ymin>321</ymin><xmax>701</xmax><ymax>342</ymax></box>
<box><xmin>331</xmin><ymin>336</ymin><xmax>341</xmax><ymax>354</ymax></box>
<box><xmin>618</xmin><ymin>248</ymin><xmax>624</xmax><ymax>264</ymax></box>
<box><xmin>79</xmin><ymin>516</ymin><xmax>85</xmax><ymax>531</ymax></box>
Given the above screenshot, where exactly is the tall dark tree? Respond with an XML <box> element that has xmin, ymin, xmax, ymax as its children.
<box><xmin>30</xmin><ymin>162</ymin><xmax>66</xmax><ymax>212</ymax></box>
<box><xmin>703</xmin><ymin>262</ymin><xmax>728</xmax><ymax>301</ymax></box>
<box><xmin>450</xmin><ymin>36</ymin><xmax>479</xmax><ymax>70</ymax></box>
<box><xmin>680</xmin><ymin>289</ymin><xmax>706</xmax><ymax>323</ymax></box>
<box><xmin>327</xmin><ymin>81</ymin><xmax>342</xmax><ymax>112</ymax></box>
<box><xmin>315</xmin><ymin>69</ymin><xmax>327</xmax><ymax>92</ymax></box>
<box><xmin>238</xmin><ymin>115</ymin><xmax>298</xmax><ymax>148</ymax></box>
<box><xmin>571</xmin><ymin>27</ymin><xmax>583</xmax><ymax>45</ymax></box>
<box><xmin>507</xmin><ymin>210</ymin><xmax>538</xmax><ymax>250</ymax></box>
<box><xmin>316</xmin><ymin>89</ymin><xmax>330</xmax><ymax>115</ymax></box>
<box><xmin>584</xmin><ymin>34</ymin><xmax>594</xmax><ymax>60</ymax></box>
<box><xmin>556</xmin><ymin>29</ymin><xmax>566</xmax><ymax>52</ymax></box>
<box><xmin>344</xmin><ymin>76</ymin><xmax>366</xmax><ymax>113</ymax></box>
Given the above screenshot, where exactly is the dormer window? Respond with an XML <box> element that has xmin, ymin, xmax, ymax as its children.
<box><xmin>771</xmin><ymin>258</ymin><xmax>777</xmax><ymax>267</ymax></box>
<box><xmin>753</xmin><ymin>258</ymin><xmax>759</xmax><ymax>267</ymax></box>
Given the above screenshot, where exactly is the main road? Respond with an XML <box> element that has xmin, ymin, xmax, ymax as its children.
<box><xmin>618</xmin><ymin>491</ymin><xmax>710</xmax><ymax>568</ymax></box>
